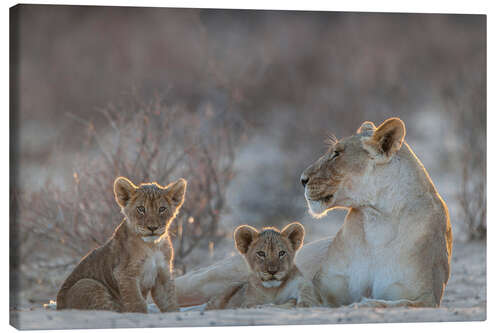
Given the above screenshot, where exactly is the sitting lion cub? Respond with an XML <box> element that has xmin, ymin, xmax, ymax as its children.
<box><xmin>207</xmin><ymin>222</ymin><xmax>320</xmax><ymax>309</ymax></box>
<box><xmin>56</xmin><ymin>176</ymin><xmax>186</xmax><ymax>313</ymax></box>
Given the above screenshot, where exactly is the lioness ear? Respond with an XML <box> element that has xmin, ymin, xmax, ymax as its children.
<box><xmin>114</xmin><ymin>177</ymin><xmax>137</xmax><ymax>207</ymax></box>
<box><xmin>234</xmin><ymin>225</ymin><xmax>259</xmax><ymax>255</ymax></box>
<box><xmin>281</xmin><ymin>222</ymin><xmax>305</xmax><ymax>251</ymax></box>
<box><xmin>166</xmin><ymin>178</ymin><xmax>187</xmax><ymax>207</ymax></box>
<box><xmin>356</xmin><ymin>121</ymin><xmax>376</xmax><ymax>135</ymax></box>
<box><xmin>364</xmin><ymin>117</ymin><xmax>406</xmax><ymax>158</ymax></box>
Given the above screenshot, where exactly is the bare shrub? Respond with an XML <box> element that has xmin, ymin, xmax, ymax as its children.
<box><xmin>458</xmin><ymin>157</ymin><xmax>486</xmax><ymax>240</ymax></box>
<box><xmin>16</xmin><ymin>92</ymin><xmax>245</xmax><ymax>287</ymax></box>
<box><xmin>446</xmin><ymin>72</ymin><xmax>486</xmax><ymax>241</ymax></box>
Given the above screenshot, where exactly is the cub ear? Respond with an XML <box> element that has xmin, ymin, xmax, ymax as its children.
<box><xmin>356</xmin><ymin>121</ymin><xmax>376</xmax><ymax>135</ymax></box>
<box><xmin>166</xmin><ymin>178</ymin><xmax>187</xmax><ymax>207</ymax></box>
<box><xmin>281</xmin><ymin>222</ymin><xmax>305</xmax><ymax>251</ymax></box>
<box><xmin>234</xmin><ymin>225</ymin><xmax>259</xmax><ymax>255</ymax></box>
<box><xmin>364</xmin><ymin>117</ymin><xmax>406</xmax><ymax>158</ymax></box>
<box><xmin>114</xmin><ymin>177</ymin><xmax>137</xmax><ymax>208</ymax></box>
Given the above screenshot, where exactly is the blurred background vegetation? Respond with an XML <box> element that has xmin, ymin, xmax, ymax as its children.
<box><xmin>10</xmin><ymin>5</ymin><xmax>485</xmax><ymax>307</ymax></box>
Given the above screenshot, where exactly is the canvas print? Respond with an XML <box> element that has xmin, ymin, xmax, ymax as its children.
<box><xmin>9</xmin><ymin>4</ymin><xmax>486</xmax><ymax>329</ymax></box>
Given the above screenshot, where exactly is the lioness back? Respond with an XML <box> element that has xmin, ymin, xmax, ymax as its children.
<box><xmin>56</xmin><ymin>176</ymin><xmax>187</xmax><ymax>313</ymax></box>
<box><xmin>207</xmin><ymin>222</ymin><xmax>320</xmax><ymax>309</ymax></box>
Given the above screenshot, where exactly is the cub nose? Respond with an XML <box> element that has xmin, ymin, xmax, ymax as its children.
<box><xmin>267</xmin><ymin>267</ymin><xmax>278</xmax><ymax>275</ymax></box>
<box><xmin>147</xmin><ymin>226</ymin><xmax>158</xmax><ymax>233</ymax></box>
<box><xmin>300</xmin><ymin>175</ymin><xmax>309</xmax><ymax>187</ymax></box>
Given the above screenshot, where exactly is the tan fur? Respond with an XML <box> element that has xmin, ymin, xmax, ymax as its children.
<box><xmin>56</xmin><ymin>176</ymin><xmax>187</xmax><ymax>313</ymax></box>
<box><xmin>207</xmin><ymin>223</ymin><xmax>320</xmax><ymax>309</ymax></box>
<box><xmin>302</xmin><ymin>117</ymin><xmax>452</xmax><ymax>307</ymax></box>
<box><xmin>174</xmin><ymin>117</ymin><xmax>452</xmax><ymax>309</ymax></box>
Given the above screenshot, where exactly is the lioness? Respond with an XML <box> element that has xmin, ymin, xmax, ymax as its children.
<box><xmin>207</xmin><ymin>223</ymin><xmax>320</xmax><ymax>309</ymax></box>
<box><xmin>56</xmin><ymin>176</ymin><xmax>187</xmax><ymax>313</ymax></box>
<box><xmin>174</xmin><ymin>117</ymin><xmax>452</xmax><ymax>308</ymax></box>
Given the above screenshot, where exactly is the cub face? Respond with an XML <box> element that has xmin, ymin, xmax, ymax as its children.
<box><xmin>114</xmin><ymin>176</ymin><xmax>187</xmax><ymax>242</ymax></box>
<box><xmin>234</xmin><ymin>222</ymin><xmax>305</xmax><ymax>288</ymax></box>
<box><xmin>300</xmin><ymin>118</ymin><xmax>406</xmax><ymax>218</ymax></box>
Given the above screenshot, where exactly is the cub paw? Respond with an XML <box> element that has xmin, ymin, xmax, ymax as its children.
<box><xmin>297</xmin><ymin>300</ymin><xmax>313</xmax><ymax>308</ymax></box>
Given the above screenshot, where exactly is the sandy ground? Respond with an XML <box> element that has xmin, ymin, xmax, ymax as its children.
<box><xmin>10</xmin><ymin>240</ymin><xmax>486</xmax><ymax>330</ymax></box>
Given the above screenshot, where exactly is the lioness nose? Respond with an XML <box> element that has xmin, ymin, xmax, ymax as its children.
<box><xmin>300</xmin><ymin>175</ymin><xmax>309</xmax><ymax>187</ymax></box>
<box><xmin>147</xmin><ymin>226</ymin><xmax>158</xmax><ymax>232</ymax></box>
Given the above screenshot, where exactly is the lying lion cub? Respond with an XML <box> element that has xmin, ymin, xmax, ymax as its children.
<box><xmin>207</xmin><ymin>222</ymin><xmax>320</xmax><ymax>309</ymax></box>
<box><xmin>56</xmin><ymin>176</ymin><xmax>186</xmax><ymax>313</ymax></box>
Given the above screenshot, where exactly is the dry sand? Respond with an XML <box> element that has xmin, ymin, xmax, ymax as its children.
<box><xmin>10</xmin><ymin>240</ymin><xmax>486</xmax><ymax>330</ymax></box>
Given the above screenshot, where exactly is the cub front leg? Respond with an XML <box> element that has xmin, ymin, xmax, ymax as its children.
<box><xmin>152</xmin><ymin>268</ymin><xmax>178</xmax><ymax>312</ymax></box>
<box><xmin>240</xmin><ymin>291</ymin><xmax>261</xmax><ymax>309</ymax></box>
<box><xmin>274</xmin><ymin>298</ymin><xmax>297</xmax><ymax>309</ymax></box>
<box><xmin>206</xmin><ymin>284</ymin><xmax>246</xmax><ymax>310</ymax></box>
<box><xmin>297</xmin><ymin>282</ymin><xmax>320</xmax><ymax>307</ymax></box>
<box><xmin>117</xmin><ymin>276</ymin><xmax>148</xmax><ymax>313</ymax></box>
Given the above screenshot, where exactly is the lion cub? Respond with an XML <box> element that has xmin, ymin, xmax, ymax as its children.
<box><xmin>207</xmin><ymin>222</ymin><xmax>320</xmax><ymax>309</ymax></box>
<box><xmin>56</xmin><ymin>176</ymin><xmax>186</xmax><ymax>313</ymax></box>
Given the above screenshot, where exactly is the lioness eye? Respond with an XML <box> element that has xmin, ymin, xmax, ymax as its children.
<box><xmin>159</xmin><ymin>207</ymin><xmax>166</xmax><ymax>213</ymax></box>
<box><xmin>279</xmin><ymin>251</ymin><xmax>286</xmax><ymax>257</ymax></box>
<box><xmin>137</xmin><ymin>206</ymin><xmax>145</xmax><ymax>214</ymax></box>
<box><xmin>257</xmin><ymin>251</ymin><xmax>266</xmax><ymax>257</ymax></box>
<box><xmin>327</xmin><ymin>150</ymin><xmax>340</xmax><ymax>161</ymax></box>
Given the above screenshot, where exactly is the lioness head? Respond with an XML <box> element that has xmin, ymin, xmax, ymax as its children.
<box><xmin>114</xmin><ymin>176</ymin><xmax>187</xmax><ymax>242</ymax></box>
<box><xmin>234</xmin><ymin>222</ymin><xmax>305</xmax><ymax>288</ymax></box>
<box><xmin>300</xmin><ymin>117</ymin><xmax>406</xmax><ymax>218</ymax></box>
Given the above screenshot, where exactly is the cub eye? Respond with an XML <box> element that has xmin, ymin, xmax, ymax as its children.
<box><xmin>137</xmin><ymin>206</ymin><xmax>145</xmax><ymax>214</ymax></box>
<box><xmin>256</xmin><ymin>251</ymin><xmax>266</xmax><ymax>258</ymax></box>
<box><xmin>159</xmin><ymin>207</ymin><xmax>166</xmax><ymax>213</ymax></box>
<box><xmin>279</xmin><ymin>250</ymin><xmax>286</xmax><ymax>257</ymax></box>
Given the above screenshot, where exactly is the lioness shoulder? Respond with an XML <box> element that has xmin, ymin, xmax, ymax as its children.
<box><xmin>207</xmin><ymin>222</ymin><xmax>321</xmax><ymax>309</ymax></box>
<box><xmin>56</xmin><ymin>176</ymin><xmax>187</xmax><ymax>313</ymax></box>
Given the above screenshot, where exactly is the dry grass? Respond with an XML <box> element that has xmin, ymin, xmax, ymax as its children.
<box><xmin>13</xmin><ymin>92</ymin><xmax>245</xmax><ymax>303</ymax></box>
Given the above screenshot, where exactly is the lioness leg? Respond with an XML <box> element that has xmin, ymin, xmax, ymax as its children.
<box><xmin>63</xmin><ymin>278</ymin><xmax>121</xmax><ymax>311</ymax></box>
<box><xmin>350</xmin><ymin>283</ymin><xmax>436</xmax><ymax>308</ymax></box>
<box><xmin>349</xmin><ymin>297</ymin><xmax>430</xmax><ymax>308</ymax></box>
<box><xmin>175</xmin><ymin>255</ymin><xmax>248</xmax><ymax>307</ymax></box>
